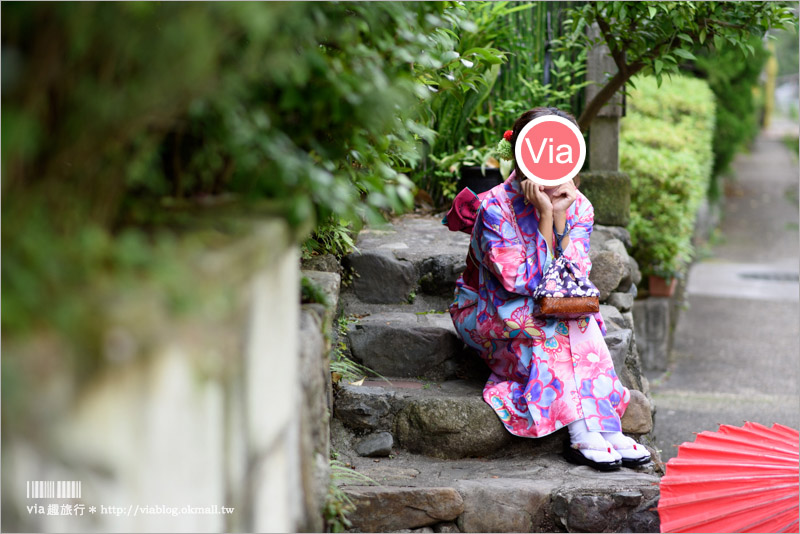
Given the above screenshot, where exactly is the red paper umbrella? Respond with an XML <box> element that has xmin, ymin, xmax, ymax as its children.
<box><xmin>659</xmin><ymin>422</ymin><xmax>799</xmax><ymax>533</ymax></box>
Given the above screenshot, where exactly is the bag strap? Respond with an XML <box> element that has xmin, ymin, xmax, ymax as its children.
<box><xmin>554</xmin><ymin>224</ymin><xmax>569</xmax><ymax>256</ymax></box>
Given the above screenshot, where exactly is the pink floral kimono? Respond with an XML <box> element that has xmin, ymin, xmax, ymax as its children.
<box><xmin>449</xmin><ymin>173</ymin><xmax>631</xmax><ymax>438</ymax></box>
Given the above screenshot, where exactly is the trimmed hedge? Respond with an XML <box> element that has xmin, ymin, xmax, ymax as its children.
<box><xmin>620</xmin><ymin>75</ymin><xmax>716</xmax><ymax>279</ymax></box>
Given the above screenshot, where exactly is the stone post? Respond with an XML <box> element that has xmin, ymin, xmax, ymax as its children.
<box><xmin>579</xmin><ymin>24</ymin><xmax>631</xmax><ymax>227</ymax></box>
<box><xmin>585</xmin><ymin>24</ymin><xmax>623</xmax><ymax>172</ymax></box>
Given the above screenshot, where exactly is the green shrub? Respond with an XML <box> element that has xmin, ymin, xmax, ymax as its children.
<box><xmin>620</xmin><ymin>75</ymin><xmax>715</xmax><ymax>279</ymax></box>
<box><xmin>688</xmin><ymin>35</ymin><xmax>770</xmax><ymax>185</ymax></box>
<box><xmin>420</xmin><ymin>2</ymin><xmax>590</xmax><ymax>204</ymax></box>
<box><xmin>2</xmin><ymin>2</ymin><xmax>488</xmax><ymax>341</ymax></box>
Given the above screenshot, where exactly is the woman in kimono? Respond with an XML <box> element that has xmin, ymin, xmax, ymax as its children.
<box><xmin>448</xmin><ymin>107</ymin><xmax>650</xmax><ymax>470</ymax></box>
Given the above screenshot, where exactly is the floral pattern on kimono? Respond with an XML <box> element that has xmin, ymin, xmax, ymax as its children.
<box><xmin>449</xmin><ymin>173</ymin><xmax>630</xmax><ymax>437</ymax></box>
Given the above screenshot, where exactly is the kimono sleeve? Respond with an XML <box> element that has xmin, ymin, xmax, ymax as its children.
<box><xmin>560</xmin><ymin>193</ymin><xmax>594</xmax><ymax>279</ymax></box>
<box><xmin>560</xmin><ymin>194</ymin><xmax>607</xmax><ymax>334</ymax></box>
<box><xmin>474</xmin><ymin>199</ymin><xmax>547</xmax><ymax>296</ymax></box>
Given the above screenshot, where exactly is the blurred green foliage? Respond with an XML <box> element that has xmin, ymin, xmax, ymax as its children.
<box><xmin>421</xmin><ymin>2</ymin><xmax>590</xmax><ymax>203</ymax></box>
<box><xmin>774</xmin><ymin>24</ymin><xmax>800</xmax><ymax>77</ymax></box>
<box><xmin>489</xmin><ymin>1</ymin><xmax>589</xmax><ymax>135</ymax></box>
<box><xmin>688</xmin><ymin>35</ymin><xmax>770</xmax><ymax>185</ymax></box>
<box><xmin>2</xmin><ymin>2</ymin><xmax>489</xmax><ymax>340</ymax></box>
<box><xmin>621</xmin><ymin>75</ymin><xmax>716</xmax><ymax>279</ymax></box>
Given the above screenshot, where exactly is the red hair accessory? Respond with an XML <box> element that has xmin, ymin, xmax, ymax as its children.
<box><xmin>503</xmin><ymin>130</ymin><xmax>513</xmax><ymax>141</ymax></box>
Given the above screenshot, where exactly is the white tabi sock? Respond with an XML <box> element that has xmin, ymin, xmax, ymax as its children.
<box><xmin>601</xmin><ymin>431</ymin><xmax>651</xmax><ymax>461</ymax></box>
<box><xmin>567</xmin><ymin>419</ymin><xmax>618</xmax><ymax>464</ymax></box>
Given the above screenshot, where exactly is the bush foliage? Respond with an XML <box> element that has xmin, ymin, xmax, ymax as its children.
<box><xmin>620</xmin><ymin>75</ymin><xmax>716</xmax><ymax>279</ymax></box>
<box><xmin>2</xmin><ymin>2</ymin><xmax>503</xmax><ymax>336</ymax></box>
<box><xmin>688</xmin><ymin>35</ymin><xmax>770</xmax><ymax>183</ymax></box>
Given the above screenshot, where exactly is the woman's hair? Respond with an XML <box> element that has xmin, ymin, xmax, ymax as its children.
<box><xmin>510</xmin><ymin>107</ymin><xmax>579</xmax><ymax>180</ymax></box>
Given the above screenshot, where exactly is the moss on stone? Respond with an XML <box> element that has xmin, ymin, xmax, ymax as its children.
<box><xmin>578</xmin><ymin>171</ymin><xmax>631</xmax><ymax>227</ymax></box>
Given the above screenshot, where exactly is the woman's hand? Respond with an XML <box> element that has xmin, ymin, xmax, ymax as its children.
<box><xmin>549</xmin><ymin>180</ymin><xmax>577</xmax><ymax>215</ymax></box>
<box><xmin>521</xmin><ymin>178</ymin><xmax>553</xmax><ymax>217</ymax></box>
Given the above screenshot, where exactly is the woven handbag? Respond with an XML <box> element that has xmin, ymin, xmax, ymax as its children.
<box><xmin>533</xmin><ymin>255</ymin><xmax>600</xmax><ymax>319</ymax></box>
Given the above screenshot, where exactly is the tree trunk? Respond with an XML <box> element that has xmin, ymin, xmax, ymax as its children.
<box><xmin>577</xmin><ymin>62</ymin><xmax>645</xmax><ymax>133</ymax></box>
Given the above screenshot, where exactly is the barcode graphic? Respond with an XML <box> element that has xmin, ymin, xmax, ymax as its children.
<box><xmin>26</xmin><ymin>481</ymin><xmax>81</xmax><ymax>499</ymax></box>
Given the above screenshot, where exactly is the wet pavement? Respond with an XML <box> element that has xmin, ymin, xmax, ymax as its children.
<box><xmin>650</xmin><ymin>116</ymin><xmax>800</xmax><ymax>462</ymax></box>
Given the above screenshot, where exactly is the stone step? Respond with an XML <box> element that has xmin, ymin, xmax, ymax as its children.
<box><xmin>343</xmin><ymin>216</ymin><xmax>471</xmax><ymax>304</ymax></box>
<box><xmin>333</xmin><ymin>445</ymin><xmax>661</xmax><ymax>533</ymax></box>
<box><xmin>345</xmin><ymin>312</ymin><xmax>485</xmax><ymax>381</ymax></box>
<box><xmin>341</xmin><ymin>214</ymin><xmax>640</xmax><ymax>309</ymax></box>
<box><xmin>333</xmin><ymin>378</ymin><xmax>656</xmax><ymax>461</ymax></box>
<box><xmin>344</xmin><ymin>309</ymin><xmax>651</xmax><ymax>407</ymax></box>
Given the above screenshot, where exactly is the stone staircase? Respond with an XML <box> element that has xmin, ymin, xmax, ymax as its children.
<box><xmin>313</xmin><ymin>214</ymin><xmax>663</xmax><ymax>533</ymax></box>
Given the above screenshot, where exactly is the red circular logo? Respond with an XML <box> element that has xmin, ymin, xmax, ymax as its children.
<box><xmin>514</xmin><ymin>116</ymin><xmax>586</xmax><ymax>186</ymax></box>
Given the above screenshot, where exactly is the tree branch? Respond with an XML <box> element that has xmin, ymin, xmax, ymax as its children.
<box><xmin>577</xmin><ymin>60</ymin><xmax>645</xmax><ymax>132</ymax></box>
<box><xmin>593</xmin><ymin>7</ymin><xmax>628</xmax><ymax>77</ymax></box>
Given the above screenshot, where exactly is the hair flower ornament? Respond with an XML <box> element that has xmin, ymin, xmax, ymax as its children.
<box><xmin>496</xmin><ymin>129</ymin><xmax>514</xmax><ymax>160</ymax></box>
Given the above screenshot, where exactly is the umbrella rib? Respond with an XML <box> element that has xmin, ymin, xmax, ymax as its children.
<box><xmin>661</xmin><ymin>422</ymin><xmax>799</xmax><ymax>534</ymax></box>
<box><xmin>661</xmin><ymin>492</ymin><xmax>799</xmax><ymax>532</ymax></box>
<box><xmin>736</xmin><ymin>502</ymin><xmax>800</xmax><ymax>533</ymax></box>
<box><xmin>778</xmin><ymin>519</ymin><xmax>799</xmax><ymax>533</ymax></box>
<box><xmin>659</xmin><ymin>484</ymin><xmax>797</xmax><ymax>508</ymax></box>
<box><xmin>659</xmin><ymin>483</ymin><xmax>798</xmax><ymax>506</ymax></box>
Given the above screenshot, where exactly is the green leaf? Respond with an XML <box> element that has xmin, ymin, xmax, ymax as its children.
<box><xmin>654</xmin><ymin>58</ymin><xmax>664</xmax><ymax>75</ymax></box>
<box><xmin>699</xmin><ymin>27</ymin><xmax>707</xmax><ymax>44</ymax></box>
<box><xmin>673</xmin><ymin>48</ymin><xmax>696</xmax><ymax>60</ymax></box>
<box><xmin>648</xmin><ymin>6</ymin><xmax>657</xmax><ymax>18</ymax></box>
<box><xmin>677</xmin><ymin>33</ymin><xmax>693</xmax><ymax>43</ymax></box>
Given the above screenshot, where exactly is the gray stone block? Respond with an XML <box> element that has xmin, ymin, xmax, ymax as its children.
<box><xmin>344</xmin><ymin>250</ymin><xmax>417</xmax><ymax>304</ymax></box>
<box><xmin>593</xmin><ymin>225</ymin><xmax>633</xmax><ymax>250</ymax></box>
<box><xmin>622</xmin><ymin>311</ymin><xmax>635</xmax><ymax>331</ymax></box>
<box><xmin>601</xmin><ymin>238</ymin><xmax>634</xmax><ymax>292</ymax></box>
<box><xmin>433</xmin><ymin>522</ymin><xmax>461</xmax><ymax>533</ymax></box>
<box><xmin>552</xmin><ymin>488</ymin><xmax>656</xmax><ymax>534</ymax></box>
<box><xmin>607</xmin><ymin>292</ymin><xmax>634</xmax><ymax>313</ymax></box>
<box><xmin>300</xmin><ymin>253</ymin><xmax>340</xmax><ymax>274</ymax></box>
<box><xmin>355</xmin><ymin>431</ymin><xmax>394</xmax><ymax>457</ymax></box>
<box><xmin>633</xmin><ymin>298</ymin><xmax>671</xmax><ymax>372</ymax></box>
<box><xmin>301</xmin><ymin>270</ymin><xmax>341</xmax><ymax>318</ymax></box>
<box><xmin>624</xmin><ymin>341</ymin><xmax>647</xmax><ymax>395</ymax></box>
<box><xmin>600</xmin><ymin>304</ymin><xmax>627</xmax><ymax>333</ymax></box>
<box><xmin>334</xmin><ymin>385</ymin><xmax>394</xmax><ymax>432</ymax></box>
<box><xmin>456</xmin><ymin>478</ymin><xmax>556</xmax><ymax>533</ymax></box>
<box><xmin>621</xmin><ymin>390</ymin><xmax>653</xmax><ymax>434</ymax></box>
<box><xmin>343</xmin><ymin>487</ymin><xmax>464</xmax><ymax>532</ymax></box>
<box><xmin>590</xmin><ymin>250</ymin><xmax>627</xmax><ymax>301</ymax></box>
<box><xmin>604</xmin><ymin>238</ymin><xmax>629</xmax><ymax>260</ymax></box>
<box><xmin>629</xmin><ymin>256</ymin><xmax>643</xmax><ymax>286</ymax></box>
<box><xmin>604</xmin><ymin>329</ymin><xmax>633</xmax><ymax>380</ymax></box>
<box><xmin>394</xmin><ymin>397</ymin><xmax>512</xmax><ymax>459</ymax></box>
<box><xmin>418</xmin><ymin>254</ymin><xmax>466</xmax><ymax>297</ymax></box>
<box><xmin>347</xmin><ymin>312</ymin><xmax>465</xmax><ymax>380</ymax></box>
<box><xmin>618</xmin><ymin>261</ymin><xmax>637</xmax><ymax>293</ymax></box>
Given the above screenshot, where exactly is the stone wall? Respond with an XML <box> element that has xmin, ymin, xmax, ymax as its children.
<box><xmin>2</xmin><ymin>220</ymin><xmax>330</xmax><ymax>533</ymax></box>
